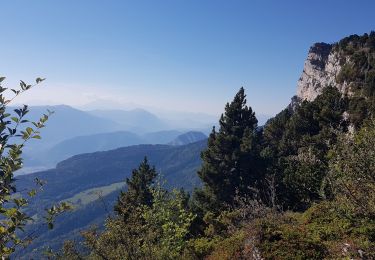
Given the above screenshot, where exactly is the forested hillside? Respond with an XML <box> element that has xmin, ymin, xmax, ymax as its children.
<box><xmin>16</xmin><ymin>140</ymin><xmax>206</xmax><ymax>258</ymax></box>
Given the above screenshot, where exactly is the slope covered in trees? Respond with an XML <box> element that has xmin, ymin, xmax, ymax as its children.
<box><xmin>15</xmin><ymin>140</ymin><xmax>206</xmax><ymax>258</ymax></box>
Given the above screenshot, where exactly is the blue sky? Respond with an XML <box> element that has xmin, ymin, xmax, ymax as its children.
<box><xmin>1</xmin><ymin>0</ymin><xmax>375</xmax><ymax>116</ymax></box>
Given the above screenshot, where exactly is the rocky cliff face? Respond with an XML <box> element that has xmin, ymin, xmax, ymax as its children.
<box><xmin>297</xmin><ymin>42</ymin><xmax>348</xmax><ymax>101</ymax></box>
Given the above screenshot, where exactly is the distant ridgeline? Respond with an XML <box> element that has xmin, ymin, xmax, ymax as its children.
<box><xmin>16</xmin><ymin>32</ymin><xmax>375</xmax><ymax>259</ymax></box>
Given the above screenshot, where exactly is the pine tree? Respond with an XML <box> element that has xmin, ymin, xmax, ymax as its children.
<box><xmin>195</xmin><ymin>87</ymin><xmax>261</xmax><ymax>212</ymax></box>
<box><xmin>114</xmin><ymin>157</ymin><xmax>157</xmax><ymax>218</ymax></box>
<box><xmin>262</xmin><ymin>86</ymin><xmax>348</xmax><ymax>210</ymax></box>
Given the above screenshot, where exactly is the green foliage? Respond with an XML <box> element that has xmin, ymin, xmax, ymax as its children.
<box><xmin>197</xmin><ymin>82</ymin><xmax>375</xmax><ymax>258</ymax></box>
<box><xmin>81</xmin><ymin>209</ymin><xmax>148</xmax><ymax>259</ymax></box>
<box><xmin>79</xmin><ymin>157</ymin><xmax>159</xmax><ymax>259</ymax></box>
<box><xmin>262</xmin><ymin>86</ymin><xmax>348</xmax><ymax>210</ymax></box>
<box><xmin>204</xmin><ymin>200</ymin><xmax>374</xmax><ymax>259</ymax></box>
<box><xmin>115</xmin><ymin>157</ymin><xmax>157</xmax><ymax>218</ymax></box>
<box><xmin>78</xmin><ymin>188</ymin><xmax>195</xmax><ymax>260</ymax></box>
<box><xmin>0</xmin><ymin>77</ymin><xmax>49</xmax><ymax>256</ymax></box>
<box><xmin>252</xmin><ymin>212</ymin><xmax>328</xmax><ymax>259</ymax></box>
<box><xmin>255</xmin><ymin>201</ymin><xmax>374</xmax><ymax>259</ymax></box>
<box><xmin>185</xmin><ymin>210</ymin><xmax>245</xmax><ymax>259</ymax></box>
<box><xmin>195</xmin><ymin>87</ymin><xmax>262</xmax><ymax>213</ymax></box>
<box><xmin>0</xmin><ymin>76</ymin><xmax>73</xmax><ymax>258</ymax></box>
<box><xmin>335</xmin><ymin>32</ymin><xmax>375</xmax><ymax>127</ymax></box>
<box><xmin>262</xmin><ymin>108</ymin><xmax>292</xmax><ymax>155</ymax></box>
<box><xmin>142</xmin><ymin>187</ymin><xmax>196</xmax><ymax>259</ymax></box>
<box><xmin>45</xmin><ymin>202</ymin><xmax>74</xmax><ymax>230</ymax></box>
<box><xmin>205</xmin><ymin>231</ymin><xmax>246</xmax><ymax>260</ymax></box>
<box><xmin>57</xmin><ymin>160</ymin><xmax>195</xmax><ymax>260</ymax></box>
<box><xmin>46</xmin><ymin>240</ymin><xmax>82</xmax><ymax>260</ymax></box>
<box><xmin>327</xmin><ymin>120</ymin><xmax>375</xmax><ymax>217</ymax></box>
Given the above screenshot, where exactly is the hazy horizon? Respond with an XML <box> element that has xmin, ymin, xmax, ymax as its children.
<box><xmin>2</xmin><ymin>1</ymin><xmax>375</xmax><ymax>116</ymax></box>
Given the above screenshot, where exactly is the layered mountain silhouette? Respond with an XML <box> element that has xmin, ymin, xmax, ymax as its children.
<box><xmin>16</xmin><ymin>105</ymin><xmax>210</xmax><ymax>170</ymax></box>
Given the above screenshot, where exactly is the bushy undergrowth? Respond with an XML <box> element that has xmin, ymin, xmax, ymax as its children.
<box><xmin>205</xmin><ymin>201</ymin><xmax>375</xmax><ymax>259</ymax></box>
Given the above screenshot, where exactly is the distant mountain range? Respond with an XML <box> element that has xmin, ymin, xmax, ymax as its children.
<box><xmin>16</xmin><ymin>139</ymin><xmax>207</xmax><ymax>258</ymax></box>
<box><xmin>23</xmin><ymin>129</ymin><xmax>206</xmax><ymax>168</ymax></box>
<box><xmin>21</xmin><ymin>105</ymin><xmax>122</xmax><ymax>149</ymax></box>
<box><xmin>87</xmin><ymin>108</ymin><xmax>168</xmax><ymax>133</ymax></box>
<box><xmin>169</xmin><ymin>131</ymin><xmax>207</xmax><ymax>146</ymax></box>
<box><xmin>14</xmin><ymin>105</ymin><xmax>212</xmax><ymax>171</ymax></box>
<box><xmin>142</xmin><ymin>130</ymin><xmax>182</xmax><ymax>144</ymax></box>
<box><xmin>20</xmin><ymin>105</ymin><xmax>214</xmax><ymax>148</ymax></box>
<box><xmin>41</xmin><ymin>131</ymin><xmax>145</xmax><ymax>165</ymax></box>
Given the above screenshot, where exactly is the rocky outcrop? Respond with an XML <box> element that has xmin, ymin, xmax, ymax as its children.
<box><xmin>297</xmin><ymin>42</ymin><xmax>348</xmax><ymax>101</ymax></box>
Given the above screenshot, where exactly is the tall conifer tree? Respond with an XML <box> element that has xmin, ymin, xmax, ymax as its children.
<box><xmin>195</xmin><ymin>87</ymin><xmax>261</xmax><ymax>212</ymax></box>
<box><xmin>115</xmin><ymin>157</ymin><xmax>157</xmax><ymax>218</ymax></box>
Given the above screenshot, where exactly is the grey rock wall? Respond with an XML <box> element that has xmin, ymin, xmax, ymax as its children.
<box><xmin>297</xmin><ymin>42</ymin><xmax>349</xmax><ymax>101</ymax></box>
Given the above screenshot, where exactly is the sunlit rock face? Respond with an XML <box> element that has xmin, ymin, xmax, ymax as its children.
<box><xmin>297</xmin><ymin>42</ymin><xmax>348</xmax><ymax>101</ymax></box>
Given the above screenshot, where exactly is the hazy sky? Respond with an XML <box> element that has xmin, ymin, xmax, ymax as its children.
<box><xmin>1</xmin><ymin>0</ymin><xmax>375</xmax><ymax>116</ymax></box>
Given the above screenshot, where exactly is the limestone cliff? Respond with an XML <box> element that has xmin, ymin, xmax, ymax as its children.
<box><xmin>295</xmin><ymin>32</ymin><xmax>375</xmax><ymax>127</ymax></box>
<box><xmin>296</xmin><ymin>42</ymin><xmax>349</xmax><ymax>101</ymax></box>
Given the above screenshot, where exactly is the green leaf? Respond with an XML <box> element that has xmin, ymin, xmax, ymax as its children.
<box><xmin>20</xmin><ymin>80</ymin><xmax>27</xmax><ymax>90</ymax></box>
<box><xmin>36</xmin><ymin>77</ymin><xmax>46</xmax><ymax>84</ymax></box>
<box><xmin>26</xmin><ymin>127</ymin><xmax>33</xmax><ymax>135</ymax></box>
<box><xmin>21</xmin><ymin>131</ymin><xmax>29</xmax><ymax>140</ymax></box>
<box><xmin>28</xmin><ymin>189</ymin><xmax>37</xmax><ymax>197</ymax></box>
<box><xmin>4</xmin><ymin>208</ymin><xmax>17</xmax><ymax>217</ymax></box>
<box><xmin>11</xmin><ymin>117</ymin><xmax>19</xmax><ymax>123</ymax></box>
<box><xmin>0</xmin><ymin>76</ymin><xmax>5</xmax><ymax>82</ymax></box>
